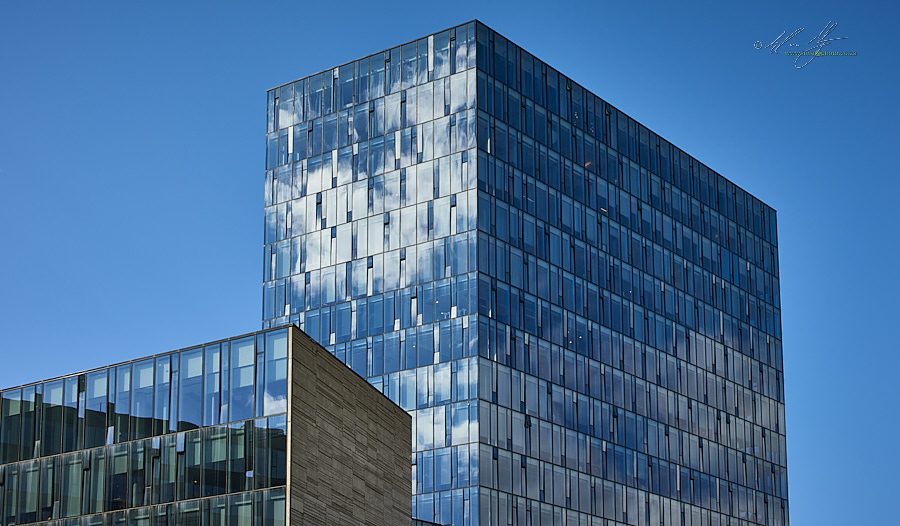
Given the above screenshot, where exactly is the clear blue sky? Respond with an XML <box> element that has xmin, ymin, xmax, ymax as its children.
<box><xmin>1</xmin><ymin>1</ymin><xmax>897</xmax><ymax>523</ymax></box>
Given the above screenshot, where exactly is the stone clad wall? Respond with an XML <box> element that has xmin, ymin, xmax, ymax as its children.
<box><xmin>287</xmin><ymin>326</ymin><xmax>411</xmax><ymax>525</ymax></box>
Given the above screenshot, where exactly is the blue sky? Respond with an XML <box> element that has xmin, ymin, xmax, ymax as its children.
<box><xmin>1</xmin><ymin>1</ymin><xmax>897</xmax><ymax>523</ymax></box>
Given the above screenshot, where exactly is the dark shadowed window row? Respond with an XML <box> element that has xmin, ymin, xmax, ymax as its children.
<box><xmin>0</xmin><ymin>487</ymin><xmax>285</xmax><ymax>526</ymax></box>
<box><xmin>0</xmin><ymin>417</ymin><xmax>286</xmax><ymax>525</ymax></box>
<box><xmin>0</xmin><ymin>331</ymin><xmax>287</xmax><ymax>467</ymax></box>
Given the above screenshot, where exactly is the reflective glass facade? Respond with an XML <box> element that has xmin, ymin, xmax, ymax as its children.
<box><xmin>0</xmin><ymin>329</ymin><xmax>289</xmax><ymax>526</ymax></box>
<box><xmin>264</xmin><ymin>21</ymin><xmax>788</xmax><ymax>526</ymax></box>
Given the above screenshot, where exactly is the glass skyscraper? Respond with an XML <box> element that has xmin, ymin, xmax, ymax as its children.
<box><xmin>263</xmin><ymin>20</ymin><xmax>788</xmax><ymax>526</ymax></box>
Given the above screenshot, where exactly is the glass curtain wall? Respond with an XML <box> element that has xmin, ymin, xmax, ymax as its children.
<box><xmin>0</xmin><ymin>329</ymin><xmax>289</xmax><ymax>526</ymax></box>
<box><xmin>263</xmin><ymin>21</ymin><xmax>482</xmax><ymax>525</ymax></box>
<box><xmin>264</xmin><ymin>20</ymin><xmax>787</xmax><ymax>526</ymax></box>
<box><xmin>470</xmin><ymin>22</ymin><xmax>787</xmax><ymax>526</ymax></box>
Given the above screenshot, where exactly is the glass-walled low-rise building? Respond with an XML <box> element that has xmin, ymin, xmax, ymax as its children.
<box><xmin>0</xmin><ymin>326</ymin><xmax>411</xmax><ymax>526</ymax></box>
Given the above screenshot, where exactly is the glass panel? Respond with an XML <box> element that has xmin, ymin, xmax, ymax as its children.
<box><xmin>229</xmin><ymin>337</ymin><xmax>255</xmax><ymax>422</ymax></box>
<box><xmin>228</xmin><ymin>422</ymin><xmax>252</xmax><ymax>493</ymax></box>
<box><xmin>60</xmin><ymin>378</ymin><xmax>79</xmax><ymax>453</ymax></box>
<box><xmin>323</xmin><ymin>112</ymin><xmax>338</xmax><ymax>153</ymax></box>
<box><xmin>129</xmin><ymin>440</ymin><xmax>149</xmax><ymax>509</ymax></box>
<box><xmin>84</xmin><ymin>370</ymin><xmax>108</xmax><ymax>449</ymax></box>
<box><xmin>255</xmin><ymin>352</ymin><xmax>265</xmax><ymax>419</ymax></box>
<box><xmin>252</xmin><ymin>418</ymin><xmax>269</xmax><ymax>490</ymax></box>
<box><xmin>153</xmin><ymin>357</ymin><xmax>171</xmax><ymax>436</ymax></box>
<box><xmin>178</xmin><ymin>348</ymin><xmax>204</xmax><ymax>431</ymax></box>
<box><xmin>16</xmin><ymin>460</ymin><xmax>38</xmax><ymax>524</ymax></box>
<box><xmin>307</xmin><ymin>73</ymin><xmax>322</xmax><ymax>120</ymax></box>
<box><xmin>434</xmin><ymin>31</ymin><xmax>450</xmax><ymax>79</ymax></box>
<box><xmin>228</xmin><ymin>492</ymin><xmax>253</xmax><ymax>526</ymax></box>
<box><xmin>108</xmin><ymin>509</ymin><xmax>128</xmax><ymax>525</ymax></box>
<box><xmin>38</xmin><ymin>456</ymin><xmax>56</xmax><ymax>522</ymax></box>
<box><xmin>3</xmin><ymin>465</ymin><xmax>19</xmax><ymax>526</ymax></box>
<box><xmin>131</xmin><ymin>360</ymin><xmax>154</xmax><ymax>440</ymax></box>
<box><xmin>41</xmin><ymin>380</ymin><xmax>64</xmax><ymax>456</ymax></box>
<box><xmin>129</xmin><ymin>506</ymin><xmax>151</xmax><ymax>526</ymax></box>
<box><xmin>339</xmin><ymin>64</ymin><xmax>354</xmax><ymax>109</ymax></box>
<box><xmin>401</xmin><ymin>42</ymin><xmax>417</xmax><ymax>89</ymax></box>
<box><xmin>176</xmin><ymin>500</ymin><xmax>201</xmax><ymax>526</ymax></box>
<box><xmin>183</xmin><ymin>430</ymin><xmax>202</xmax><ymax>500</ymax></box>
<box><xmin>113</xmin><ymin>365</ymin><xmax>131</xmax><ymax>444</ymax></box>
<box><xmin>59</xmin><ymin>453</ymin><xmax>83</xmax><ymax>518</ymax></box>
<box><xmin>13</xmin><ymin>387</ymin><xmax>36</xmax><ymax>464</ymax></box>
<box><xmin>203</xmin><ymin>345</ymin><xmax>221</xmax><ymax>427</ymax></box>
<box><xmin>268</xmin><ymin>415</ymin><xmax>287</xmax><ymax>487</ymax></box>
<box><xmin>83</xmin><ymin>449</ymin><xmax>106</xmax><ymax>515</ymax></box>
<box><xmin>0</xmin><ymin>390</ymin><xmax>21</xmax><ymax>464</ymax></box>
<box><xmin>207</xmin><ymin>495</ymin><xmax>227</xmax><ymax>526</ymax></box>
<box><xmin>220</xmin><ymin>345</ymin><xmax>230</xmax><ymax>426</ymax></box>
<box><xmin>263</xmin><ymin>331</ymin><xmax>288</xmax><ymax>416</ymax></box>
<box><xmin>262</xmin><ymin>487</ymin><xmax>286</xmax><ymax>526</ymax></box>
<box><xmin>151</xmin><ymin>503</ymin><xmax>174</xmax><ymax>526</ymax></box>
<box><xmin>106</xmin><ymin>443</ymin><xmax>129</xmax><ymax>511</ymax></box>
<box><xmin>154</xmin><ymin>435</ymin><xmax>176</xmax><ymax>504</ymax></box>
<box><xmin>202</xmin><ymin>426</ymin><xmax>227</xmax><ymax>497</ymax></box>
<box><xmin>369</xmin><ymin>54</ymin><xmax>385</xmax><ymax>100</ymax></box>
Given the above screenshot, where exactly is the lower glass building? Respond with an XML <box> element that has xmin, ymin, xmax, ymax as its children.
<box><xmin>263</xmin><ymin>20</ymin><xmax>788</xmax><ymax>526</ymax></box>
<box><xmin>0</xmin><ymin>326</ymin><xmax>412</xmax><ymax>526</ymax></box>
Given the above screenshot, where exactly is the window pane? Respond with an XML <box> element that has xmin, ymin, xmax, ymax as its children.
<box><xmin>207</xmin><ymin>495</ymin><xmax>227</xmax><ymax>525</ymax></box>
<box><xmin>228</xmin><ymin>422</ymin><xmax>252</xmax><ymax>493</ymax></box>
<box><xmin>154</xmin><ymin>435</ymin><xmax>176</xmax><ymax>504</ymax></box>
<box><xmin>113</xmin><ymin>365</ymin><xmax>131</xmax><ymax>444</ymax></box>
<box><xmin>151</xmin><ymin>503</ymin><xmax>174</xmax><ymax>526</ymax></box>
<box><xmin>229</xmin><ymin>338</ymin><xmax>256</xmax><ymax>422</ymax></box>
<box><xmin>83</xmin><ymin>448</ymin><xmax>105</xmax><ymax>515</ymax></box>
<box><xmin>178</xmin><ymin>349</ymin><xmax>204</xmax><ymax>431</ymax></box>
<box><xmin>203</xmin><ymin>426</ymin><xmax>227</xmax><ymax>497</ymax></box>
<box><xmin>60</xmin><ymin>378</ymin><xmax>79</xmax><ymax>453</ymax></box>
<box><xmin>268</xmin><ymin>415</ymin><xmax>287</xmax><ymax>487</ymax></box>
<box><xmin>129</xmin><ymin>440</ymin><xmax>148</xmax><ymax>508</ymax></box>
<box><xmin>229</xmin><ymin>492</ymin><xmax>253</xmax><ymax>526</ymax></box>
<box><xmin>38</xmin><ymin>457</ymin><xmax>56</xmax><ymax>522</ymax></box>
<box><xmin>106</xmin><ymin>443</ymin><xmax>129</xmax><ymax>511</ymax></box>
<box><xmin>154</xmin><ymin>358</ymin><xmax>171</xmax><ymax>436</ymax></box>
<box><xmin>177</xmin><ymin>500</ymin><xmax>202</xmax><ymax>526</ymax></box>
<box><xmin>16</xmin><ymin>460</ymin><xmax>38</xmax><ymax>524</ymax></box>
<box><xmin>252</xmin><ymin>418</ymin><xmax>269</xmax><ymax>490</ymax></box>
<box><xmin>41</xmin><ymin>380</ymin><xmax>64</xmax><ymax>456</ymax></box>
<box><xmin>0</xmin><ymin>390</ymin><xmax>21</xmax><ymax>464</ymax></box>
<box><xmin>131</xmin><ymin>360</ymin><xmax>154</xmax><ymax>440</ymax></box>
<box><xmin>203</xmin><ymin>345</ymin><xmax>221</xmax><ymax>427</ymax></box>
<box><xmin>84</xmin><ymin>370</ymin><xmax>108</xmax><ymax>449</ymax></box>
<box><xmin>263</xmin><ymin>331</ymin><xmax>288</xmax><ymax>416</ymax></box>
<box><xmin>183</xmin><ymin>430</ymin><xmax>202</xmax><ymax>500</ymax></box>
<box><xmin>129</xmin><ymin>506</ymin><xmax>151</xmax><ymax>526</ymax></box>
<box><xmin>59</xmin><ymin>453</ymin><xmax>83</xmax><ymax>518</ymax></box>
<box><xmin>262</xmin><ymin>487</ymin><xmax>286</xmax><ymax>526</ymax></box>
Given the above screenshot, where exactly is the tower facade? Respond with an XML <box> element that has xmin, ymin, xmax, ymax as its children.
<box><xmin>0</xmin><ymin>327</ymin><xmax>411</xmax><ymax>526</ymax></box>
<box><xmin>263</xmin><ymin>21</ymin><xmax>788</xmax><ymax>526</ymax></box>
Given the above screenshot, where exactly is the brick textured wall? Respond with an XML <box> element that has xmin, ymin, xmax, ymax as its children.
<box><xmin>287</xmin><ymin>327</ymin><xmax>411</xmax><ymax>525</ymax></box>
